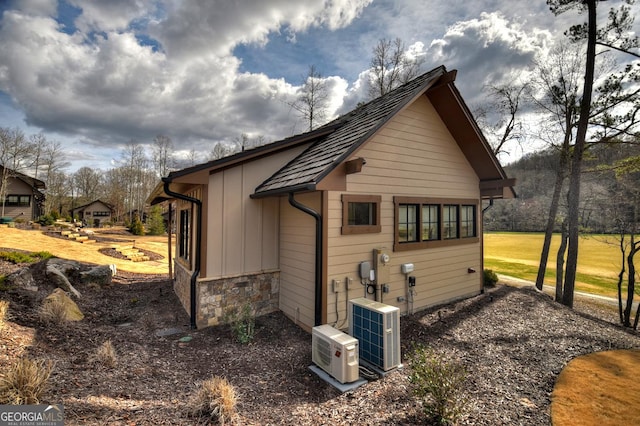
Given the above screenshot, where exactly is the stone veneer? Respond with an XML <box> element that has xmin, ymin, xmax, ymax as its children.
<box><xmin>173</xmin><ymin>262</ymin><xmax>280</xmax><ymax>328</ymax></box>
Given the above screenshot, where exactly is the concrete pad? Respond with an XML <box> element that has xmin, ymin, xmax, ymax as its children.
<box><xmin>308</xmin><ymin>365</ymin><xmax>368</xmax><ymax>393</ymax></box>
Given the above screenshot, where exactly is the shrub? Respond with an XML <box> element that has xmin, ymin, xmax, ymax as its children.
<box><xmin>483</xmin><ymin>269</ymin><xmax>499</xmax><ymax>287</ymax></box>
<box><xmin>129</xmin><ymin>213</ymin><xmax>145</xmax><ymax>236</ymax></box>
<box><xmin>0</xmin><ymin>300</ymin><xmax>9</xmax><ymax>329</ymax></box>
<box><xmin>49</xmin><ymin>210</ymin><xmax>61</xmax><ymax>220</ymax></box>
<box><xmin>408</xmin><ymin>345</ymin><xmax>468</xmax><ymax>425</ymax></box>
<box><xmin>225</xmin><ymin>303</ymin><xmax>255</xmax><ymax>344</ymax></box>
<box><xmin>37</xmin><ymin>214</ymin><xmax>55</xmax><ymax>226</ymax></box>
<box><xmin>0</xmin><ymin>251</ymin><xmax>53</xmax><ymax>265</ymax></box>
<box><xmin>146</xmin><ymin>205</ymin><xmax>166</xmax><ymax>236</ymax></box>
<box><xmin>39</xmin><ymin>298</ymin><xmax>69</xmax><ymax>325</ymax></box>
<box><xmin>0</xmin><ymin>357</ymin><xmax>54</xmax><ymax>405</ymax></box>
<box><xmin>89</xmin><ymin>340</ymin><xmax>118</xmax><ymax>368</ymax></box>
<box><xmin>191</xmin><ymin>376</ymin><xmax>237</xmax><ymax>425</ymax></box>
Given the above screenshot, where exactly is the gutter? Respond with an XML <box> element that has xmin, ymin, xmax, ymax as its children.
<box><xmin>163</xmin><ymin>179</ymin><xmax>202</xmax><ymax>329</ymax></box>
<box><xmin>288</xmin><ymin>192</ymin><xmax>322</xmax><ymax>327</ymax></box>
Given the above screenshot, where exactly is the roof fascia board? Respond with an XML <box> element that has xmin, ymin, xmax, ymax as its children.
<box><xmin>166</xmin><ymin>124</ymin><xmax>340</xmax><ymax>184</ymax></box>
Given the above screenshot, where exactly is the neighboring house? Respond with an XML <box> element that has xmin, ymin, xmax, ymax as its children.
<box><xmin>0</xmin><ymin>165</ymin><xmax>46</xmax><ymax>221</ymax></box>
<box><xmin>71</xmin><ymin>200</ymin><xmax>115</xmax><ymax>227</ymax></box>
<box><xmin>148</xmin><ymin>66</ymin><xmax>516</xmax><ymax>330</ymax></box>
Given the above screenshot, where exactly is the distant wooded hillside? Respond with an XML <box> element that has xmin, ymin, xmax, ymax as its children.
<box><xmin>484</xmin><ymin>143</ymin><xmax>640</xmax><ymax>233</ymax></box>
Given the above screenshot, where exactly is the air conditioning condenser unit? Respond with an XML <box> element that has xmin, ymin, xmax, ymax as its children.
<box><xmin>312</xmin><ymin>324</ymin><xmax>360</xmax><ymax>384</ymax></box>
<box><xmin>348</xmin><ymin>297</ymin><xmax>401</xmax><ymax>371</ymax></box>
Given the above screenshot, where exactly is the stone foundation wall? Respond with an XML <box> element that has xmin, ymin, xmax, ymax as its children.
<box><xmin>173</xmin><ymin>262</ymin><xmax>280</xmax><ymax>328</ymax></box>
<box><xmin>196</xmin><ymin>271</ymin><xmax>280</xmax><ymax>328</ymax></box>
<box><xmin>173</xmin><ymin>262</ymin><xmax>192</xmax><ymax>315</ymax></box>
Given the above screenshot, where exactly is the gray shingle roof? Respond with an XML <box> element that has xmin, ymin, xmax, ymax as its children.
<box><xmin>252</xmin><ymin>66</ymin><xmax>447</xmax><ymax>197</ymax></box>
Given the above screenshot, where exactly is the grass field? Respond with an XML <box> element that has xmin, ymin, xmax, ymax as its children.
<box><xmin>484</xmin><ymin>232</ymin><xmax>626</xmax><ymax>298</ymax></box>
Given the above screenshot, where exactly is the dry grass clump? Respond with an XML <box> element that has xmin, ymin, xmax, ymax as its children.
<box><xmin>39</xmin><ymin>297</ymin><xmax>68</xmax><ymax>325</ymax></box>
<box><xmin>89</xmin><ymin>339</ymin><xmax>118</xmax><ymax>368</ymax></box>
<box><xmin>191</xmin><ymin>376</ymin><xmax>238</xmax><ymax>425</ymax></box>
<box><xmin>0</xmin><ymin>299</ymin><xmax>9</xmax><ymax>329</ymax></box>
<box><xmin>0</xmin><ymin>357</ymin><xmax>54</xmax><ymax>404</ymax></box>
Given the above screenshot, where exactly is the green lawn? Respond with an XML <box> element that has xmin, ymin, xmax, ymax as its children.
<box><xmin>484</xmin><ymin>232</ymin><xmax>625</xmax><ymax>298</ymax></box>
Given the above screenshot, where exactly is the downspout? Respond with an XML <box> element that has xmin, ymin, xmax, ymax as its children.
<box><xmin>288</xmin><ymin>192</ymin><xmax>322</xmax><ymax>327</ymax></box>
<box><xmin>482</xmin><ymin>198</ymin><xmax>494</xmax><ymax>214</ymax></box>
<box><xmin>163</xmin><ymin>179</ymin><xmax>202</xmax><ymax>329</ymax></box>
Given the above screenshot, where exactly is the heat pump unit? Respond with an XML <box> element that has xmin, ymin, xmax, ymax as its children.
<box><xmin>312</xmin><ymin>324</ymin><xmax>360</xmax><ymax>384</ymax></box>
<box><xmin>348</xmin><ymin>297</ymin><xmax>401</xmax><ymax>371</ymax></box>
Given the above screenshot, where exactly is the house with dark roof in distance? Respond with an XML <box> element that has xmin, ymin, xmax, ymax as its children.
<box><xmin>148</xmin><ymin>66</ymin><xmax>516</xmax><ymax>330</ymax></box>
<box><xmin>0</xmin><ymin>164</ymin><xmax>46</xmax><ymax>221</ymax></box>
<box><xmin>70</xmin><ymin>199</ymin><xmax>115</xmax><ymax>227</ymax></box>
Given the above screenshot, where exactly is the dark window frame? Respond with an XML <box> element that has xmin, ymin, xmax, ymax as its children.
<box><xmin>178</xmin><ymin>208</ymin><xmax>191</xmax><ymax>262</ymax></box>
<box><xmin>393</xmin><ymin>197</ymin><xmax>478</xmax><ymax>251</ymax></box>
<box><xmin>341</xmin><ymin>194</ymin><xmax>381</xmax><ymax>235</ymax></box>
<box><xmin>5</xmin><ymin>195</ymin><xmax>31</xmax><ymax>207</ymax></box>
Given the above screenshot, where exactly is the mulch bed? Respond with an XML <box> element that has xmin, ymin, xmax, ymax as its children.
<box><xmin>1</xmin><ymin>257</ymin><xmax>639</xmax><ymax>425</ymax></box>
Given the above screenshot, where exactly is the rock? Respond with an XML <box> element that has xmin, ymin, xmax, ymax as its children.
<box><xmin>47</xmin><ymin>258</ymin><xmax>81</xmax><ymax>277</ymax></box>
<box><xmin>79</xmin><ymin>265</ymin><xmax>113</xmax><ymax>287</ymax></box>
<box><xmin>6</xmin><ymin>268</ymin><xmax>38</xmax><ymax>292</ymax></box>
<box><xmin>46</xmin><ymin>264</ymin><xmax>82</xmax><ymax>299</ymax></box>
<box><xmin>43</xmin><ymin>288</ymin><xmax>84</xmax><ymax>321</ymax></box>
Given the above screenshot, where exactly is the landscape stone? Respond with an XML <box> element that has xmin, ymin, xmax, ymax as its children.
<box><xmin>44</xmin><ymin>288</ymin><xmax>84</xmax><ymax>321</ymax></box>
<box><xmin>6</xmin><ymin>267</ymin><xmax>38</xmax><ymax>292</ymax></box>
<box><xmin>46</xmin><ymin>263</ymin><xmax>82</xmax><ymax>298</ymax></box>
<box><xmin>79</xmin><ymin>265</ymin><xmax>113</xmax><ymax>287</ymax></box>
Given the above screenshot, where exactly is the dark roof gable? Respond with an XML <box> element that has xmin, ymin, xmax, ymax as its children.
<box><xmin>252</xmin><ymin>66</ymin><xmax>447</xmax><ymax>198</ymax></box>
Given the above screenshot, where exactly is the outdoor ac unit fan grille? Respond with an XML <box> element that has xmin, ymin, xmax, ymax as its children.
<box><xmin>348</xmin><ymin>298</ymin><xmax>400</xmax><ymax>371</ymax></box>
<box><xmin>313</xmin><ymin>336</ymin><xmax>332</xmax><ymax>369</ymax></box>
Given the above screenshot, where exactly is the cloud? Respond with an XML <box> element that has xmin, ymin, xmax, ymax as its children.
<box><xmin>0</xmin><ymin>0</ymin><xmax>370</xmax><ymax>161</ymax></box>
<box><xmin>424</xmin><ymin>12</ymin><xmax>553</xmax><ymax>102</ymax></box>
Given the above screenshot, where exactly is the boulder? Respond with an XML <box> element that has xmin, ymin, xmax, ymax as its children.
<box><xmin>46</xmin><ymin>264</ymin><xmax>82</xmax><ymax>299</ymax></box>
<box><xmin>43</xmin><ymin>288</ymin><xmax>84</xmax><ymax>321</ymax></box>
<box><xmin>79</xmin><ymin>265</ymin><xmax>113</xmax><ymax>287</ymax></box>
<box><xmin>46</xmin><ymin>258</ymin><xmax>81</xmax><ymax>277</ymax></box>
<box><xmin>6</xmin><ymin>267</ymin><xmax>38</xmax><ymax>292</ymax></box>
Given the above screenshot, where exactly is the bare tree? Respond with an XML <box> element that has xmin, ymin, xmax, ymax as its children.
<box><xmin>368</xmin><ymin>37</ymin><xmax>422</xmax><ymax>98</ymax></box>
<box><xmin>475</xmin><ymin>81</ymin><xmax>528</xmax><ymax>157</ymax></box>
<box><xmin>530</xmin><ymin>42</ymin><xmax>583</xmax><ymax>296</ymax></box>
<box><xmin>548</xmin><ymin>0</ymin><xmax>639</xmax><ymax>307</ymax></box>
<box><xmin>0</xmin><ymin>127</ymin><xmax>34</xmax><ymax>217</ymax></box>
<box><xmin>290</xmin><ymin>65</ymin><xmax>329</xmax><ymax>131</ymax></box>
<box><xmin>30</xmin><ymin>133</ymin><xmax>47</xmax><ymax>180</ymax></box>
<box><xmin>152</xmin><ymin>134</ymin><xmax>174</xmax><ymax>178</ymax></box>
<box><xmin>74</xmin><ymin>166</ymin><xmax>103</xmax><ymax>202</ymax></box>
<box><xmin>209</xmin><ymin>142</ymin><xmax>231</xmax><ymax>160</ymax></box>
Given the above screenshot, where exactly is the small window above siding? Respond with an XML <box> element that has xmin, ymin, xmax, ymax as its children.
<box><xmin>341</xmin><ymin>194</ymin><xmax>381</xmax><ymax>235</ymax></box>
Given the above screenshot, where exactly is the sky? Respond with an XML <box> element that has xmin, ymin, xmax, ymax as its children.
<box><xmin>0</xmin><ymin>0</ymin><xmax>638</xmax><ymax>173</ymax></box>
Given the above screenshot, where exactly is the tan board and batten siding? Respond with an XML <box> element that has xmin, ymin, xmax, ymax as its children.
<box><xmin>326</xmin><ymin>95</ymin><xmax>482</xmax><ymax>325</ymax></box>
<box><xmin>279</xmin><ymin>192</ymin><xmax>320</xmax><ymax>329</ymax></box>
<box><xmin>205</xmin><ymin>145</ymin><xmax>309</xmax><ymax>278</ymax></box>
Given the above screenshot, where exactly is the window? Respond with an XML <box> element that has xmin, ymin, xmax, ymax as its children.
<box><xmin>460</xmin><ymin>205</ymin><xmax>476</xmax><ymax>238</ymax></box>
<box><xmin>342</xmin><ymin>194</ymin><xmax>381</xmax><ymax>234</ymax></box>
<box><xmin>179</xmin><ymin>208</ymin><xmax>191</xmax><ymax>261</ymax></box>
<box><xmin>5</xmin><ymin>195</ymin><xmax>30</xmax><ymax>206</ymax></box>
<box><xmin>443</xmin><ymin>205</ymin><xmax>458</xmax><ymax>239</ymax></box>
<box><xmin>398</xmin><ymin>204</ymin><xmax>417</xmax><ymax>242</ymax></box>
<box><xmin>394</xmin><ymin>197</ymin><xmax>478</xmax><ymax>251</ymax></box>
<box><xmin>93</xmin><ymin>211</ymin><xmax>110</xmax><ymax>217</ymax></box>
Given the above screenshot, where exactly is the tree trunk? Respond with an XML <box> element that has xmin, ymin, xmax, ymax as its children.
<box><xmin>617</xmin><ymin>233</ymin><xmax>626</xmax><ymax>324</ymax></box>
<box><xmin>536</xmin><ymin>139</ymin><xmax>570</xmax><ymax>290</ymax></box>
<box><xmin>623</xmin><ymin>240</ymin><xmax>639</xmax><ymax>327</ymax></box>
<box><xmin>563</xmin><ymin>0</ymin><xmax>597</xmax><ymax>308</ymax></box>
<box><xmin>556</xmin><ymin>220</ymin><xmax>568</xmax><ymax>302</ymax></box>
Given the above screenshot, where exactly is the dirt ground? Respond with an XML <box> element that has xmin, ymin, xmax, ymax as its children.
<box><xmin>1</xmin><ymin>228</ymin><xmax>639</xmax><ymax>425</ymax></box>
